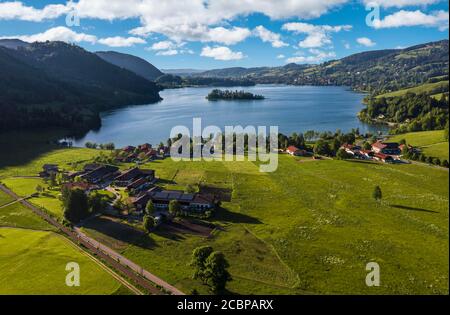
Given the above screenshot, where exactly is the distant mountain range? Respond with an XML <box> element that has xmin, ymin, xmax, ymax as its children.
<box><xmin>0</xmin><ymin>39</ymin><xmax>161</xmax><ymax>134</ymax></box>
<box><xmin>191</xmin><ymin>39</ymin><xmax>449</xmax><ymax>95</ymax></box>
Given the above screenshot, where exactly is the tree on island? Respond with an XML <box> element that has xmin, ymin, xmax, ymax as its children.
<box><xmin>206</xmin><ymin>89</ymin><xmax>265</xmax><ymax>101</ymax></box>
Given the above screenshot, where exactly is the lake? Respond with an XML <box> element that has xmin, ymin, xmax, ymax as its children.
<box><xmin>72</xmin><ymin>85</ymin><xmax>389</xmax><ymax>147</ymax></box>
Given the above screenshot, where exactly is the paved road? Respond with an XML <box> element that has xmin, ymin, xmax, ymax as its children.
<box><xmin>0</xmin><ymin>184</ymin><xmax>184</xmax><ymax>295</ymax></box>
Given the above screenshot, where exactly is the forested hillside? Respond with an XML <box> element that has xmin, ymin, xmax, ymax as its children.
<box><xmin>0</xmin><ymin>41</ymin><xmax>162</xmax><ymax>133</ymax></box>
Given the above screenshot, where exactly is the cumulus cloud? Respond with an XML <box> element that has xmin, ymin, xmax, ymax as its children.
<box><xmin>1</xmin><ymin>26</ymin><xmax>97</xmax><ymax>44</ymax></box>
<box><xmin>277</xmin><ymin>54</ymin><xmax>285</xmax><ymax>59</ymax></box>
<box><xmin>156</xmin><ymin>49</ymin><xmax>179</xmax><ymax>56</ymax></box>
<box><xmin>1</xmin><ymin>26</ymin><xmax>147</xmax><ymax>48</ymax></box>
<box><xmin>282</xmin><ymin>22</ymin><xmax>352</xmax><ymax>48</ymax></box>
<box><xmin>0</xmin><ymin>1</ymin><xmax>349</xmax><ymax>45</ymax></box>
<box><xmin>286</xmin><ymin>49</ymin><xmax>336</xmax><ymax>64</ymax></box>
<box><xmin>200</xmin><ymin>46</ymin><xmax>244</xmax><ymax>60</ymax></box>
<box><xmin>372</xmin><ymin>10</ymin><xmax>449</xmax><ymax>31</ymax></box>
<box><xmin>253</xmin><ymin>26</ymin><xmax>288</xmax><ymax>48</ymax></box>
<box><xmin>362</xmin><ymin>0</ymin><xmax>441</xmax><ymax>8</ymax></box>
<box><xmin>0</xmin><ymin>1</ymin><xmax>69</xmax><ymax>22</ymax></box>
<box><xmin>357</xmin><ymin>37</ymin><xmax>376</xmax><ymax>47</ymax></box>
<box><xmin>98</xmin><ymin>36</ymin><xmax>146</xmax><ymax>47</ymax></box>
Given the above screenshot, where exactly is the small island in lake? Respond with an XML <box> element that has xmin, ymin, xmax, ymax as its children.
<box><xmin>206</xmin><ymin>89</ymin><xmax>265</xmax><ymax>101</ymax></box>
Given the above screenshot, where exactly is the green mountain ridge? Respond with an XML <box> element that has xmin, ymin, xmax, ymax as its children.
<box><xmin>0</xmin><ymin>41</ymin><xmax>162</xmax><ymax>134</ymax></box>
<box><xmin>194</xmin><ymin>39</ymin><xmax>449</xmax><ymax>95</ymax></box>
<box><xmin>96</xmin><ymin>51</ymin><xmax>163</xmax><ymax>81</ymax></box>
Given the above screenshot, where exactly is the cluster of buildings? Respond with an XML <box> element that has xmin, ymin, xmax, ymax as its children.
<box><xmin>132</xmin><ymin>187</ymin><xmax>219</xmax><ymax>214</ymax></box>
<box><xmin>115</xmin><ymin>143</ymin><xmax>170</xmax><ymax>163</ymax></box>
<box><xmin>341</xmin><ymin>141</ymin><xmax>408</xmax><ymax>163</ymax></box>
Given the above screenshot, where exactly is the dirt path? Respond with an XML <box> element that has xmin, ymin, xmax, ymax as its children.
<box><xmin>0</xmin><ymin>184</ymin><xmax>184</xmax><ymax>295</ymax></box>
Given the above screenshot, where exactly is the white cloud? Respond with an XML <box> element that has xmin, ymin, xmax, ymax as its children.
<box><xmin>0</xmin><ymin>1</ymin><xmax>349</xmax><ymax>45</ymax></box>
<box><xmin>206</xmin><ymin>27</ymin><xmax>251</xmax><ymax>45</ymax></box>
<box><xmin>372</xmin><ymin>10</ymin><xmax>449</xmax><ymax>31</ymax></box>
<box><xmin>1</xmin><ymin>26</ymin><xmax>97</xmax><ymax>44</ymax></box>
<box><xmin>282</xmin><ymin>22</ymin><xmax>352</xmax><ymax>48</ymax></box>
<box><xmin>98</xmin><ymin>36</ymin><xmax>146</xmax><ymax>47</ymax></box>
<box><xmin>0</xmin><ymin>1</ymin><xmax>69</xmax><ymax>22</ymax></box>
<box><xmin>286</xmin><ymin>49</ymin><xmax>336</xmax><ymax>64</ymax></box>
<box><xmin>200</xmin><ymin>46</ymin><xmax>244</xmax><ymax>60</ymax></box>
<box><xmin>156</xmin><ymin>49</ymin><xmax>179</xmax><ymax>56</ymax></box>
<box><xmin>362</xmin><ymin>0</ymin><xmax>441</xmax><ymax>8</ymax></box>
<box><xmin>253</xmin><ymin>26</ymin><xmax>288</xmax><ymax>48</ymax></box>
<box><xmin>149</xmin><ymin>40</ymin><xmax>181</xmax><ymax>50</ymax></box>
<box><xmin>277</xmin><ymin>54</ymin><xmax>285</xmax><ymax>59</ymax></box>
<box><xmin>357</xmin><ymin>37</ymin><xmax>376</xmax><ymax>47</ymax></box>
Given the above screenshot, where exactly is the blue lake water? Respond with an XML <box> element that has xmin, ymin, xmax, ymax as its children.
<box><xmin>73</xmin><ymin>85</ymin><xmax>389</xmax><ymax>148</ymax></box>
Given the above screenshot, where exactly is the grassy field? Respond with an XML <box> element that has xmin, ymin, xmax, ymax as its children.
<box><xmin>389</xmin><ymin>130</ymin><xmax>449</xmax><ymax>161</ymax></box>
<box><xmin>376</xmin><ymin>80</ymin><xmax>449</xmax><ymax>99</ymax></box>
<box><xmin>0</xmin><ymin>142</ymin><xmax>448</xmax><ymax>295</ymax></box>
<box><xmin>84</xmin><ymin>155</ymin><xmax>448</xmax><ymax>295</ymax></box>
<box><xmin>0</xmin><ymin>227</ymin><xmax>125</xmax><ymax>295</ymax></box>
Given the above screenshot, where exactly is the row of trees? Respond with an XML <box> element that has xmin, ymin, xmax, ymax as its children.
<box><xmin>85</xmin><ymin>142</ymin><xmax>115</xmax><ymax>150</ymax></box>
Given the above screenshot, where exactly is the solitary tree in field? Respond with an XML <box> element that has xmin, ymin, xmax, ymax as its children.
<box><xmin>190</xmin><ymin>246</ymin><xmax>214</xmax><ymax>283</ymax></box>
<box><xmin>373</xmin><ymin>186</ymin><xmax>382</xmax><ymax>202</ymax></box>
<box><xmin>203</xmin><ymin>251</ymin><xmax>232</xmax><ymax>293</ymax></box>
<box><xmin>35</xmin><ymin>184</ymin><xmax>43</xmax><ymax>194</ymax></box>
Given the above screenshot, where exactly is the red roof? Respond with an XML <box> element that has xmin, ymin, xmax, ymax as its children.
<box><xmin>287</xmin><ymin>146</ymin><xmax>300</xmax><ymax>152</ymax></box>
<box><xmin>372</xmin><ymin>142</ymin><xmax>387</xmax><ymax>150</ymax></box>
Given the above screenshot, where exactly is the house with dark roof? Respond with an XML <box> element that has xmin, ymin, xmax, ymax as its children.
<box><xmin>371</xmin><ymin>142</ymin><xmax>401</xmax><ymax>155</ymax></box>
<box><xmin>132</xmin><ymin>187</ymin><xmax>218</xmax><ymax>213</ymax></box>
<box><xmin>80</xmin><ymin>165</ymin><xmax>120</xmax><ymax>184</ymax></box>
<box><xmin>39</xmin><ymin>164</ymin><xmax>59</xmax><ymax>177</ymax></box>
<box><xmin>114</xmin><ymin>167</ymin><xmax>155</xmax><ymax>187</ymax></box>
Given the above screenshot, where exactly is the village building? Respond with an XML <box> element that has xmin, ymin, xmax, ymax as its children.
<box><xmin>133</xmin><ymin>187</ymin><xmax>218</xmax><ymax>214</ymax></box>
<box><xmin>114</xmin><ymin>167</ymin><xmax>155</xmax><ymax>187</ymax></box>
<box><xmin>341</xmin><ymin>144</ymin><xmax>361</xmax><ymax>156</ymax></box>
<box><xmin>286</xmin><ymin>146</ymin><xmax>308</xmax><ymax>156</ymax></box>
<box><xmin>371</xmin><ymin>142</ymin><xmax>401</xmax><ymax>155</ymax></box>
<box><xmin>80</xmin><ymin>165</ymin><xmax>120</xmax><ymax>184</ymax></box>
<box><xmin>39</xmin><ymin>164</ymin><xmax>59</xmax><ymax>177</ymax></box>
<box><xmin>62</xmin><ymin>182</ymin><xmax>96</xmax><ymax>193</ymax></box>
<box><xmin>373</xmin><ymin>153</ymin><xmax>394</xmax><ymax>163</ymax></box>
<box><xmin>122</xmin><ymin>146</ymin><xmax>136</xmax><ymax>153</ymax></box>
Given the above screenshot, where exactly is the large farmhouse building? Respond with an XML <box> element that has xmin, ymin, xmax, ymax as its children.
<box><xmin>371</xmin><ymin>141</ymin><xmax>401</xmax><ymax>155</ymax></box>
<box><xmin>133</xmin><ymin>187</ymin><xmax>218</xmax><ymax>214</ymax></box>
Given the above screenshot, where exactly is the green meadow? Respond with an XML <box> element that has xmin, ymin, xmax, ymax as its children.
<box><xmin>0</xmin><ymin>181</ymin><xmax>129</xmax><ymax>294</ymax></box>
<box><xmin>0</xmin><ymin>227</ymin><xmax>125</xmax><ymax>295</ymax></box>
<box><xmin>376</xmin><ymin>80</ymin><xmax>449</xmax><ymax>99</ymax></box>
<box><xmin>0</xmin><ymin>140</ymin><xmax>448</xmax><ymax>295</ymax></box>
<box><xmin>389</xmin><ymin>130</ymin><xmax>449</xmax><ymax>161</ymax></box>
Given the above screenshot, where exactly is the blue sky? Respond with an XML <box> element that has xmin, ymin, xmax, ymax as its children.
<box><xmin>0</xmin><ymin>0</ymin><xmax>448</xmax><ymax>70</ymax></box>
